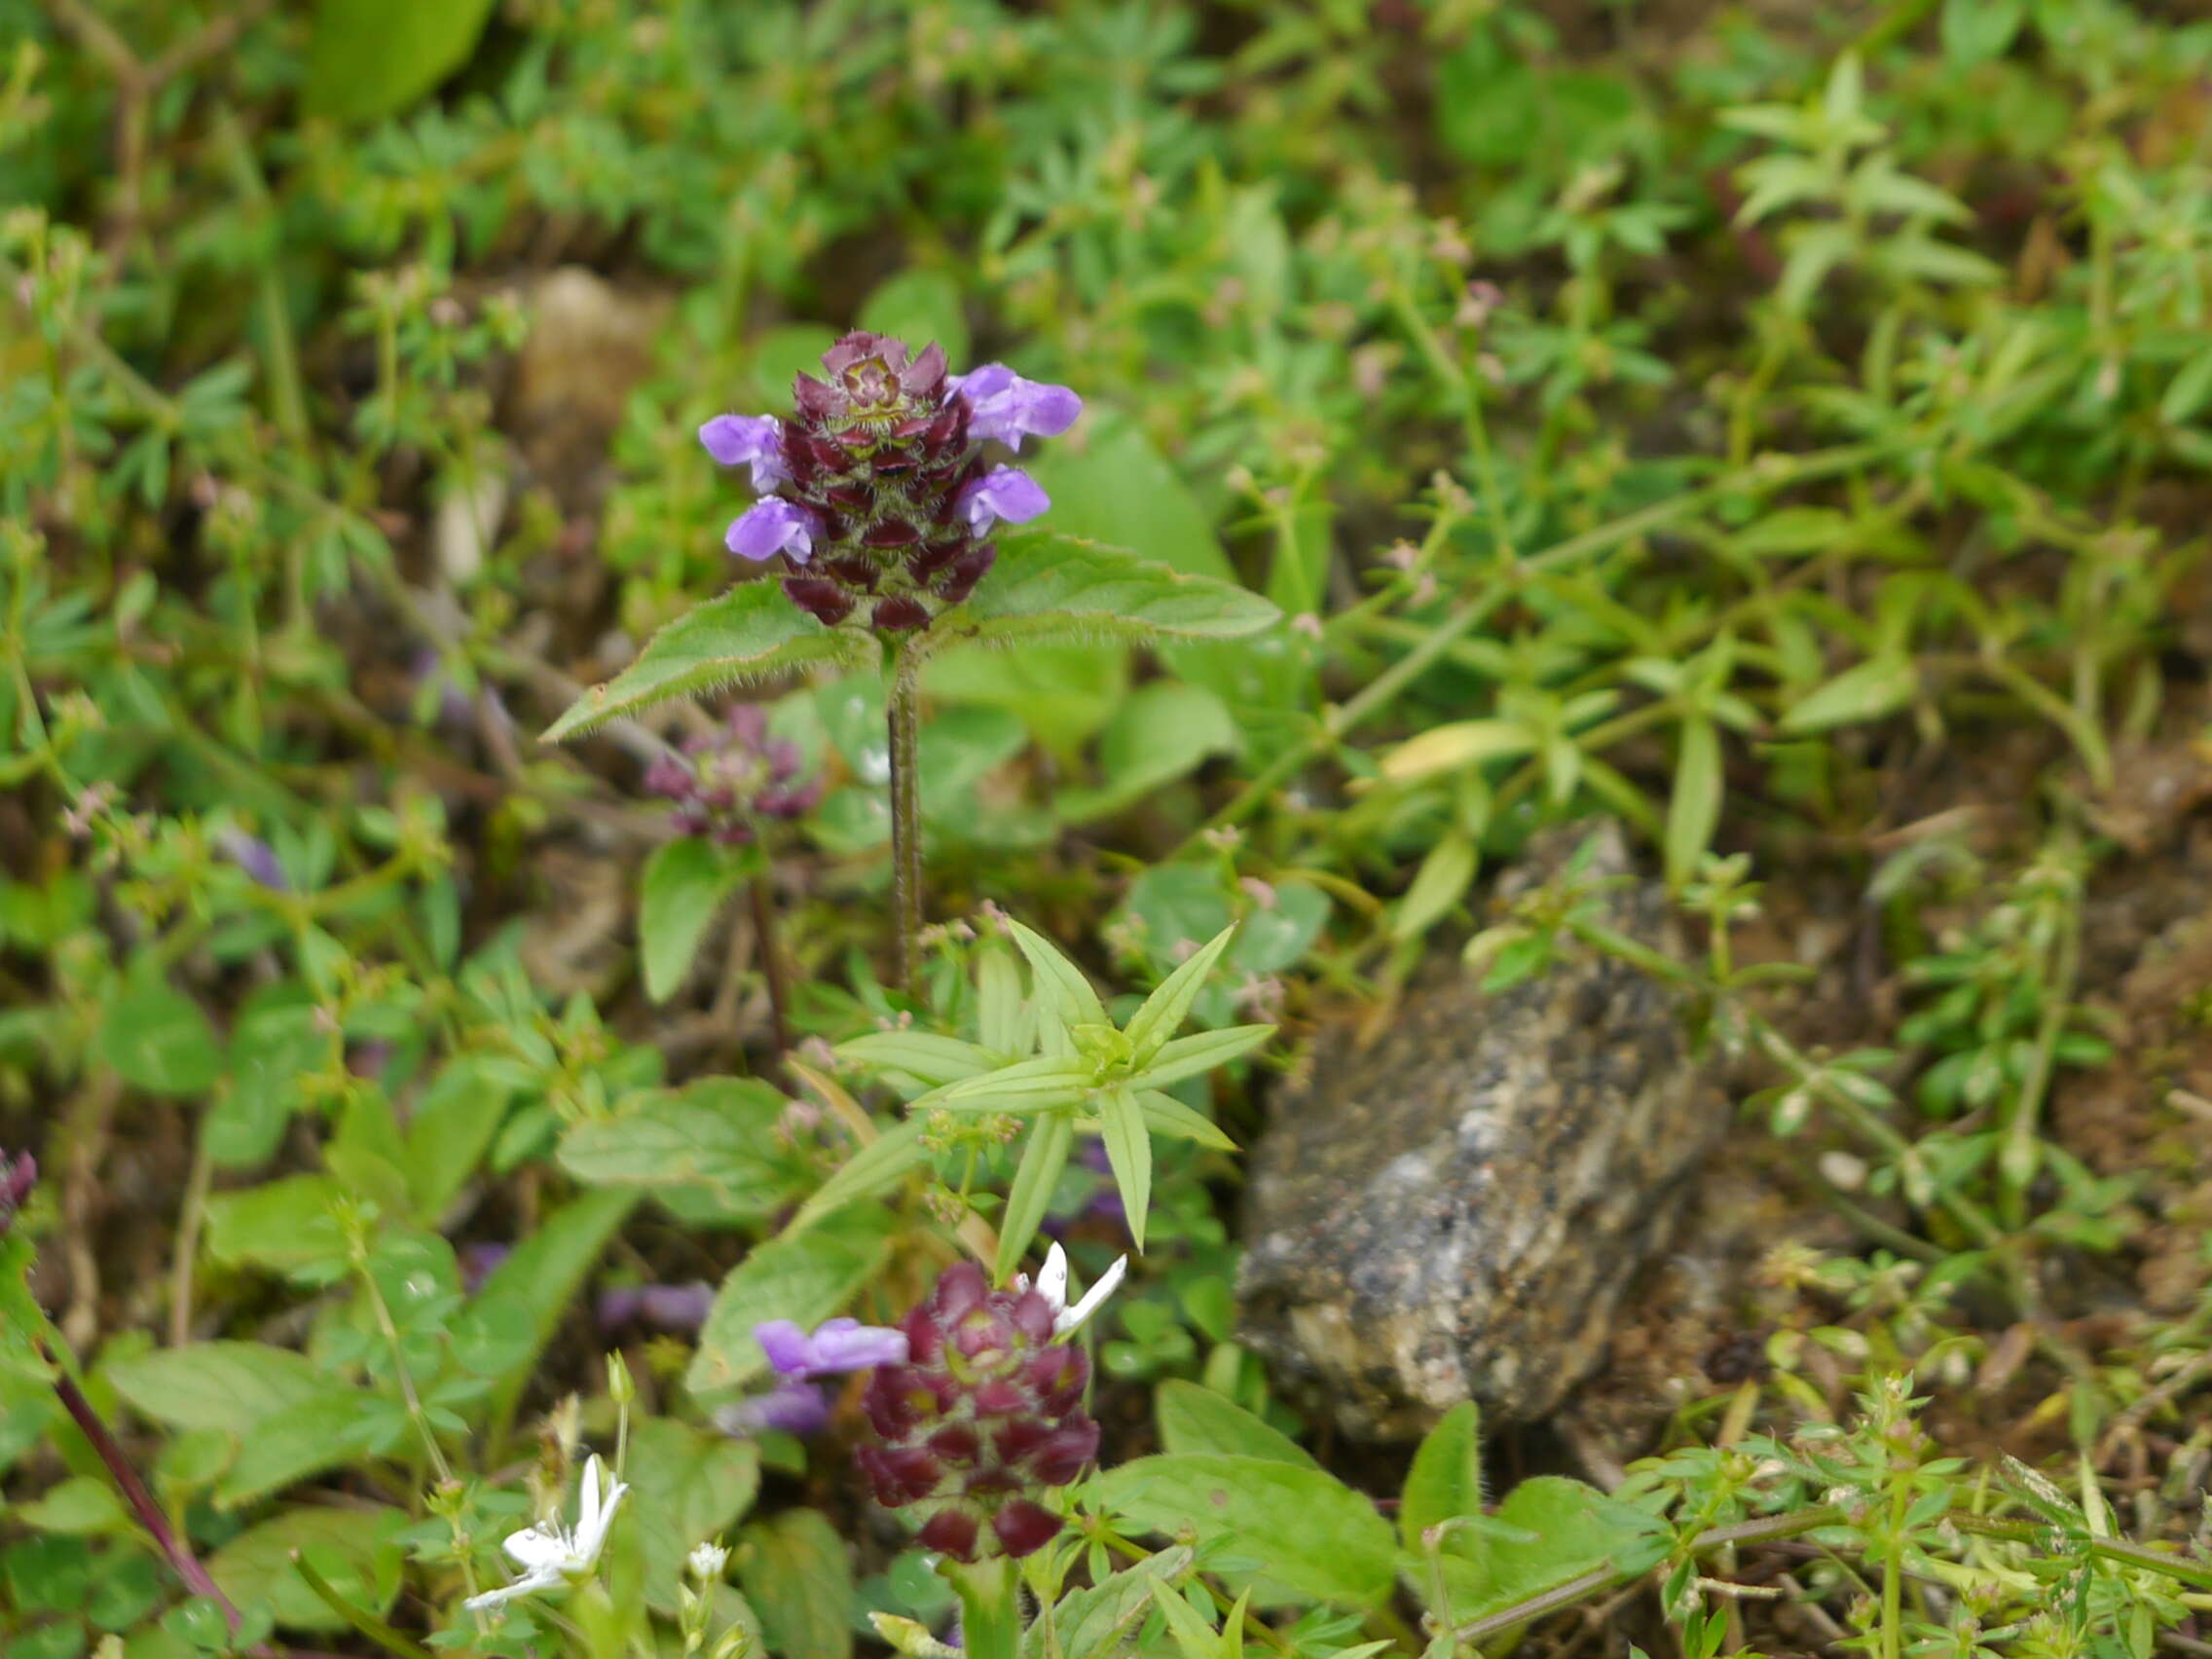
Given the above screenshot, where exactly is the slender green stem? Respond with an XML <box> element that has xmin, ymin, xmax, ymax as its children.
<box><xmin>290</xmin><ymin>1550</ymin><xmax>436</xmax><ymax>1659</ymax></box>
<box><xmin>353</xmin><ymin>1252</ymin><xmax>455</xmax><ymax>1485</ymax></box>
<box><xmin>751</xmin><ymin>873</ymin><xmax>795</xmax><ymax>1066</ymax></box>
<box><xmin>887</xmin><ymin>646</ymin><xmax>925</xmax><ymax>991</ymax></box>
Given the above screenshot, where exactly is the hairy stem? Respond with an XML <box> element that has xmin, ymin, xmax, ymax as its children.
<box><xmin>751</xmin><ymin>873</ymin><xmax>795</xmax><ymax>1067</ymax></box>
<box><xmin>43</xmin><ymin>1343</ymin><xmax>240</xmax><ymax>1627</ymax></box>
<box><xmin>887</xmin><ymin>648</ymin><xmax>925</xmax><ymax>991</ymax></box>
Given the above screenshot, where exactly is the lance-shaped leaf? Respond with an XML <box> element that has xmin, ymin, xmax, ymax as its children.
<box><xmin>835</xmin><ymin>1031</ymin><xmax>997</xmax><ymax>1093</ymax></box>
<box><xmin>939</xmin><ymin>533</ymin><xmax>1279</xmax><ymax>651</ymax></box>
<box><xmin>1137</xmin><ymin>1024</ymin><xmax>1275</xmax><ymax>1089</ymax></box>
<box><xmin>788</xmin><ymin>1118</ymin><xmax>934</xmax><ymax>1235</ymax></box>
<box><xmin>995</xmin><ymin>1110</ymin><xmax>1076</xmax><ymax>1282</ymax></box>
<box><xmin>1097</xmin><ymin>1085</ymin><xmax>1153</xmax><ymax>1249</ymax></box>
<box><xmin>544</xmin><ymin>582</ymin><xmax>873</xmax><ymax>741</ymax></box>
<box><xmin>910</xmin><ymin>1054</ymin><xmax>1095</xmax><ymax>1115</ymax></box>
<box><xmin>1136</xmin><ymin>1089</ymin><xmax>1236</xmax><ymax>1151</ymax></box>
<box><xmin>1006</xmin><ymin>919</ymin><xmax>1109</xmax><ymax>1026</ymax></box>
<box><xmin>1124</xmin><ymin>925</ymin><xmax>1236</xmax><ymax>1063</ymax></box>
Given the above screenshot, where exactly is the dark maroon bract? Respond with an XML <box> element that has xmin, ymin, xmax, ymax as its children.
<box><xmin>855</xmin><ymin>1261</ymin><xmax>1102</xmax><ymax>1562</ymax></box>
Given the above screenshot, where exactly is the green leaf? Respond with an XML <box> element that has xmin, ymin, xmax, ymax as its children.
<box><xmin>557</xmin><ymin>1078</ymin><xmax>793</xmax><ymax>1218</ymax></box>
<box><xmin>1445</xmin><ymin>1477</ymin><xmax>1669</xmax><ymax>1628</ymax></box>
<box><xmin>739</xmin><ymin>1508</ymin><xmax>855</xmax><ymax>1659</ymax></box>
<box><xmin>303</xmin><ymin>0</ymin><xmax>498</xmax><ymax>124</ymax></box>
<box><xmin>790</xmin><ymin>1118</ymin><xmax>934</xmax><ymax>1234</ymax></box>
<box><xmin>1137</xmin><ymin>1025</ymin><xmax>1274</xmax><ymax>1089</ymax></box>
<box><xmin>1026</xmin><ymin>1547</ymin><xmax>1194</xmax><ymax>1659</ymax></box>
<box><xmin>208</xmin><ymin>1505</ymin><xmax>405</xmax><ymax>1633</ymax></box>
<box><xmin>919</xmin><ymin>1053</ymin><xmax>1093</xmax><ymax>1113</ymax></box>
<box><xmin>1059</xmin><ymin>682</ymin><xmax>1241</xmax><ymax>823</ymax></box>
<box><xmin>834</xmin><ymin>1031</ymin><xmax>995</xmax><ymax>1091</ymax></box>
<box><xmin>543</xmin><ymin>583</ymin><xmax>871</xmax><ymax>741</ymax></box>
<box><xmin>995</xmin><ymin>1111</ymin><xmax>1075</xmax><ymax>1282</ymax></box>
<box><xmin>106</xmin><ymin>1343</ymin><xmax>334</xmax><ymax>1437</ymax></box>
<box><xmin>627</xmin><ymin>1419</ymin><xmax>761</xmax><ymax>1614</ymax></box>
<box><xmin>1096</xmin><ymin>1086</ymin><xmax>1153</xmax><ymax>1251</ymax></box>
<box><xmin>1134</xmin><ymin>1089</ymin><xmax>1236</xmax><ymax>1152</ymax></box>
<box><xmin>1024</xmin><ymin>408</ymin><xmax>1235</xmax><ymax>582</ymax></box>
<box><xmin>1393</xmin><ymin>832</ymin><xmax>1478</xmax><ymax>941</ymax></box>
<box><xmin>688</xmin><ymin>1204</ymin><xmax>898</xmax><ymax>1393</ymax></box>
<box><xmin>1156</xmin><ymin>1381</ymin><xmax>1318</xmax><ymax>1469</ymax></box>
<box><xmin>403</xmin><ymin>1055</ymin><xmax>514</xmax><ymax>1224</ymax></box>
<box><xmin>1090</xmin><ymin>1454</ymin><xmax>1397</xmax><ymax>1607</ymax></box>
<box><xmin>1380</xmin><ymin>719</ymin><xmax>1535</xmax><ymax>785</ymax></box>
<box><xmin>1663</xmin><ymin>716</ymin><xmax>1721</xmax><ymax>890</ymax></box>
<box><xmin>1400</xmin><ymin>1403</ymin><xmax>1485</xmax><ymax>1554</ymax></box>
<box><xmin>207</xmin><ymin>996</ymin><xmax>323</xmax><ymax>1168</ymax></box>
<box><xmin>640</xmin><ymin>838</ymin><xmax>746</xmax><ymax>1003</ymax></box>
<box><xmin>203</xmin><ymin>1174</ymin><xmax>345</xmax><ymax>1273</ymax></box>
<box><xmin>1124</xmin><ymin>925</ymin><xmax>1236</xmax><ymax>1063</ymax></box>
<box><xmin>1780</xmin><ymin>655</ymin><xmax>1920</xmax><ymax>734</ymax></box>
<box><xmin>858</xmin><ymin>271</ymin><xmax>971</xmax><ymax>373</ymax></box>
<box><xmin>1005</xmin><ymin>919</ymin><xmax>1109</xmax><ymax>1026</ymax></box>
<box><xmin>214</xmin><ymin>1392</ymin><xmax>381</xmax><ymax>1510</ymax></box>
<box><xmin>1940</xmin><ymin>0</ymin><xmax>2024</xmax><ymax>65</ymax></box>
<box><xmin>945</xmin><ymin>535</ymin><xmax>1278</xmax><ymax>652</ymax></box>
<box><xmin>99</xmin><ymin>979</ymin><xmax>222</xmax><ymax>1096</ymax></box>
<box><xmin>473</xmin><ymin>1187</ymin><xmax>638</xmax><ymax>1422</ymax></box>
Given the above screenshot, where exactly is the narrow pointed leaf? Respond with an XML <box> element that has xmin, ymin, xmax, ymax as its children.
<box><xmin>1136</xmin><ymin>1089</ymin><xmax>1236</xmax><ymax>1151</ymax></box>
<box><xmin>543</xmin><ymin>583</ymin><xmax>872</xmax><ymax>741</ymax></box>
<box><xmin>1138</xmin><ymin>1024</ymin><xmax>1275</xmax><ymax>1088</ymax></box>
<box><xmin>834</xmin><ymin>1032</ymin><xmax>996</xmax><ymax>1091</ymax></box>
<box><xmin>977</xmin><ymin>944</ymin><xmax>1026</xmax><ymax>1053</ymax></box>
<box><xmin>1097</xmin><ymin>1085</ymin><xmax>1152</xmax><ymax>1250</ymax></box>
<box><xmin>1124</xmin><ymin>925</ymin><xmax>1236</xmax><ymax>1061</ymax></box>
<box><xmin>996</xmin><ymin>1111</ymin><xmax>1075</xmax><ymax>1282</ymax></box>
<box><xmin>1006</xmin><ymin>918</ymin><xmax>1108</xmax><ymax>1025</ymax></box>
<box><xmin>918</xmin><ymin>1054</ymin><xmax>1094</xmax><ymax>1107</ymax></box>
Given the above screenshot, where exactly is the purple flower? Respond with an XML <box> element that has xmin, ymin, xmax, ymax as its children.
<box><xmin>598</xmin><ymin>1281</ymin><xmax>715</xmax><ymax>1335</ymax></box>
<box><xmin>460</xmin><ymin>1242</ymin><xmax>511</xmax><ymax>1293</ymax></box>
<box><xmin>0</xmin><ymin>1150</ymin><xmax>34</xmax><ymax>1234</ymax></box>
<box><xmin>215</xmin><ymin>826</ymin><xmax>288</xmax><ymax>892</ymax></box>
<box><xmin>700</xmin><ymin>414</ymin><xmax>790</xmax><ymax>493</ymax></box>
<box><xmin>643</xmin><ymin>704</ymin><xmax>823</xmax><ymax>845</ymax></box>
<box><xmin>949</xmin><ymin>365</ymin><xmax>1083</xmax><ymax>452</ymax></box>
<box><xmin>756</xmin><ymin>1315</ymin><xmax>909</xmax><ymax>1379</ymax></box>
<box><xmin>727</xmin><ymin>498</ymin><xmax>821</xmax><ymax>564</ymax></box>
<box><xmin>955</xmin><ymin>467</ymin><xmax>1051</xmax><ymax>534</ymax></box>
<box><xmin>716</xmin><ymin>1381</ymin><xmax>833</xmax><ymax>1439</ymax></box>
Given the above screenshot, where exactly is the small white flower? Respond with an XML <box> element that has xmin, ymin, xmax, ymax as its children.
<box><xmin>1032</xmin><ymin>1241</ymin><xmax>1127</xmax><ymax>1338</ymax></box>
<box><xmin>465</xmin><ymin>1454</ymin><xmax>628</xmax><ymax>1611</ymax></box>
<box><xmin>688</xmin><ymin>1538</ymin><xmax>730</xmax><ymax>1580</ymax></box>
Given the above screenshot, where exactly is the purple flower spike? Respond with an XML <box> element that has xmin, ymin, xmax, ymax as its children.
<box><xmin>0</xmin><ymin>1149</ymin><xmax>34</xmax><ymax>1234</ymax></box>
<box><xmin>700</xmin><ymin>414</ymin><xmax>790</xmax><ymax>493</ymax></box>
<box><xmin>756</xmin><ymin>1315</ymin><xmax>909</xmax><ymax>1379</ymax></box>
<box><xmin>950</xmin><ymin>364</ymin><xmax>1083</xmax><ymax>452</ymax></box>
<box><xmin>717</xmin><ymin>1381</ymin><xmax>833</xmax><ymax>1439</ymax></box>
<box><xmin>956</xmin><ymin>467</ymin><xmax>1050</xmax><ymax>534</ymax></box>
<box><xmin>727</xmin><ymin>498</ymin><xmax>821</xmax><ymax>564</ymax></box>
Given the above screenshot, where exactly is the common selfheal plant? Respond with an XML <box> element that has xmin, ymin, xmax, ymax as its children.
<box><xmin>701</xmin><ymin>333</ymin><xmax>1079</xmax><ymax>635</ymax></box>
<box><xmin>854</xmin><ymin>1243</ymin><xmax>1124</xmax><ymax>1565</ymax></box>
<box><xmin>464</xmin><ymin>1453</ymin><xmax>628</xmax><ymax>1612</ymax></box>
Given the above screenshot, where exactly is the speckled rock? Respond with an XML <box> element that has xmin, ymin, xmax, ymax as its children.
<box><xmin>1236</xmin><ymin>823</ymin><xmax>1724</xmax><ymax>1440</ymax></box>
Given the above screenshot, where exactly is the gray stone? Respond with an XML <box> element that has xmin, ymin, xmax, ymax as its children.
<box><xmin>1236</xmin><ymin>823</ymin><xmax>1724</xmax><ymax>1440</ymax></box>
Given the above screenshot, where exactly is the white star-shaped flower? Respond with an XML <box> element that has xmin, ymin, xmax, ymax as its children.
<box><xmin>1026</xmin><ymin>1241</ymin><xmax>1127</xmax><ymax>1338</ymax></box>
<box><xmin>465</xmin><ymin>1454</ymin><xmax>628</xmax><ymax>1611</ymax></box>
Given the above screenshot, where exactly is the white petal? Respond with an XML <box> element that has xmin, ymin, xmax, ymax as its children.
<box><xmin>576</xmin><ymin>1474</ymin><xmax>628</xmax><ymax>1563</ymax></box>
<box><xmin>1053</xmin><ymin>1253</ymin><xmax>1126</xmax><ymax>1336</ymax></box>
<box><xmin>577</xmin><ymin>1456</ymin><xmax>604</xmax><ymax>1530</ymax></box>
<box><xmin>502</xmin><ymin>1525</ymin><xmax>571</xmax><ymax>1571</ymax></box>
<box><xmin>465</xmin><ymin>1566</ymin><xmax>566</xmax><ymax>1609</ymax></box>
<box><xmin>1036</xmin><ymin>1242</ymin><xmax>1070</xmax><ymax>1314</ymax></box>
